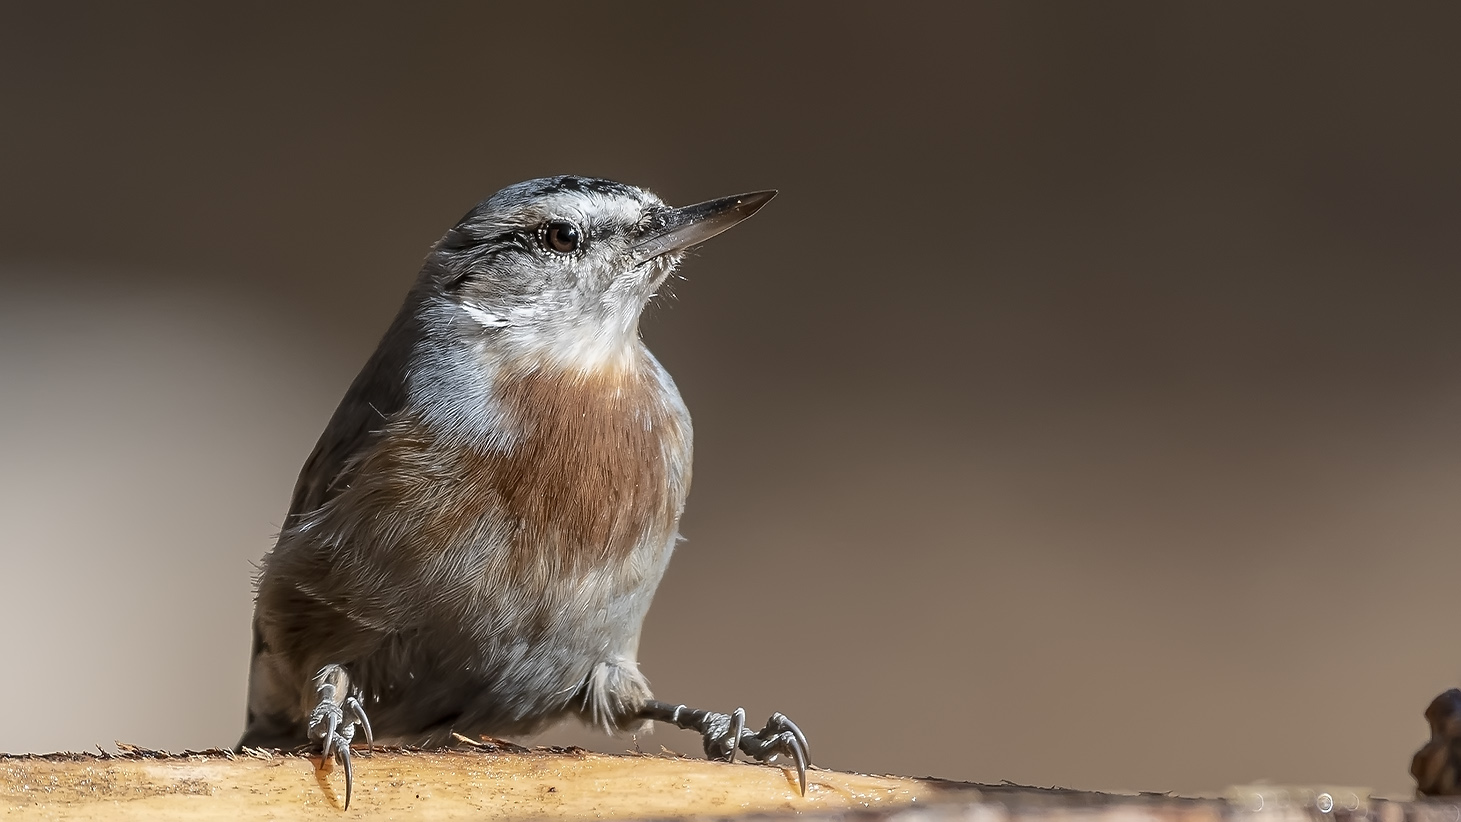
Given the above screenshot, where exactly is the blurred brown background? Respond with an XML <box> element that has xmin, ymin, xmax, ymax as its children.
<box><xmin>2</xmin><ymin>1</ymin><xmax>1460</xmax><ymax>799</ymax></box>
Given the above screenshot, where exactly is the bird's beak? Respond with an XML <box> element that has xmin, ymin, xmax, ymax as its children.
<box><xmin>628</xmin><ymin>190</ymin><xmax>777</xmax><ymax>267</ymax></box>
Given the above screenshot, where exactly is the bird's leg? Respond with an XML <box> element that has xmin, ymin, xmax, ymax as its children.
<box><xmin>638</xmin><ymin>699</ymin><xmax>810</xmax><ymax>795</ymax></box>
<box><xmin>307</xmin><ymin>664</ymin><xmax>374</xmax><ymax>810</ymax></box>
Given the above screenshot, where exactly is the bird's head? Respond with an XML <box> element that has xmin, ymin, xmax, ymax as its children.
<box><xmin>424</xmin><ymin>176</ymin><xmax>775</xmax><ymax>373</ymax></box>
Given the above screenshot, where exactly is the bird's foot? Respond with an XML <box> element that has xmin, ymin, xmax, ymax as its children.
<box><xmin>307</xmin><ymin>664</ymin><xmax>373</xmax><ymax>810</ymax></box>
<box><xmin>639</xmin><ymin>699</ymin><xmax>810</xmax><ymax>795</ymax></box>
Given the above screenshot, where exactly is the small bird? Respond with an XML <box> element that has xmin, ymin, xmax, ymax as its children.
<box><xmin>238</xmin><ymin>176</ymin><xmax>808</xmax><ymax>808</ymax></box>
<box><xmin>1413</xmin><ymin>688</ymin><xmax>1461</xmax><ymax>796</ymax></box>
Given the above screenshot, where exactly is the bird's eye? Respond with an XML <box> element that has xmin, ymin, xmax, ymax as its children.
<box><xmin>542</xmin><ymin>220</ymin><xmax>581</xmax><ymax>254</ymax></box>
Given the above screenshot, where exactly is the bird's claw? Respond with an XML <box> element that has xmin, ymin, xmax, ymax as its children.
<box><xmin>735</xmin><ymin>712</ymin><xmax>810</xmax><ymax>795</ymax></box>
<box><xmin>695</xmin><ymin>706</ymin><xmax>747</xmax><ymax>762</ymax></box>
<box><xmin>307</xmin><ymin>666</ymin><xmax>373</xmax><ymax>809</ymax></box>
<box><xmin>640</xmin><ymin>700</ymin><xmax>811</xmax><ymax>795</ymax></box>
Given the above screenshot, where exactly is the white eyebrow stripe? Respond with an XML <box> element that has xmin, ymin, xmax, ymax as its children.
<box><xmin>462</xmin><ymin>303</ymin><xmax>510</xmax><ymax>328</ymax></box>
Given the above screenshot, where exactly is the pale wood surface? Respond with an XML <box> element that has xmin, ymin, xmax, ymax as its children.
<box><xmin>8</xmin><ymin>744</ymin><xmax>1461</xmax><ymax>822</ymax></box>
<box><xmin>2</xmin><ymin>744</ymin><xmax>935</xmax><ymax>820</ymax></box>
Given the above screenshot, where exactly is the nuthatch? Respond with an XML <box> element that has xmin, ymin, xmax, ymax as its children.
<box><xmin>1413</xmin><ymin>688</ymin><xmax>1461</xmax><ymax>796</ymax></box>
<box><xmin>238</xmin><ymin>176</ymin><xmax>808</xmax><ymax>808</ymax></box>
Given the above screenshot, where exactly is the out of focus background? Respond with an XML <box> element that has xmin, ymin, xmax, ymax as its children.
<box><xmin>3</xmin><ymin>1</ymin><xmax>1460</xmax><ymax>798</ymax></box>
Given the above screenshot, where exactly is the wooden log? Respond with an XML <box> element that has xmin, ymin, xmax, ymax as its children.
<box><xmin>5</xmin><ymin>742</ymin><xmax>1461</xmax><ymax>822</ymax></box>
<box><xmin>2</xmin><ymin>742</ymin><xmax>934</xmax><ymax>819</ymax></box>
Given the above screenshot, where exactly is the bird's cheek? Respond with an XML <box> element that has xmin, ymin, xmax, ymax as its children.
<box><xmin>641</xmin><ymin>256</ymin><xmax>680</xmax><ymax>286</ymax></box>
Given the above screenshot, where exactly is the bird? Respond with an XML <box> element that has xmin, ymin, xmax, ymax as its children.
<box><xmin>1413</xmin><ymin>688</ymin><xmax>1461</xmax><ymax>796</ymax></box>
<box><xmin>237</xmin><ymin>175</ymin><xmax>809</xmax><ymax>809</ymax></box>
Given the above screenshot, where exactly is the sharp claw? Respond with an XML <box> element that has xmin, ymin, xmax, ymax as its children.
<box><xmin>726</xmin><ymin>708</ymin><xmax>746</xmax><ymax>765</ymax></box>
<box><xmin>340</xmin><ymin>742</ymin><xmax>354</xmax><ymax>811</ymax></box>
<box><xmin>742</xmin><ymin>715</ymin><xmax>809</xmax><ymax>795</ymax></box>
<box><xmin>320</xmin><ymin>710</ymin><xmax>339</xmax><ymax>762</ymax></box>
<box><xmin>347</xmin><ymin>695</ymin><xmax>374</xmax><ymax>756</ymax></box>
<box><xmin>789</xmin><ymin>734</ymin><xmax>809</xmax><ymax>795</ymax></box>
<box><xmin>776</xmin><ymin>713</ymin><xmax>810</xmax><ymax>763</ymax></box>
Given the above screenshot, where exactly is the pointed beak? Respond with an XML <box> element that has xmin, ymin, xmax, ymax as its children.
<box><xmin>628</xmin><ymin>190</ymin><xmax>777</xmax><ymax>266</ymax></box>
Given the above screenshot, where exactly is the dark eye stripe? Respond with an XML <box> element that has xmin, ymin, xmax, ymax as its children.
<box><xmin>442</xmin><ymin>226</ymin><xmax>534</xmax><ymax>254</ymax></box>
<box><xmin>440</xmin><ymin>229</ymin><xmax>537</xmax><ymax>290</ymax></box>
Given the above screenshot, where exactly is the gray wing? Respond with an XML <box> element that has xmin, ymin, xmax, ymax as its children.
<box><xmin>285</xmin><ymin>327</ymin><xmax>413</xmax><ymax>526</ymax></box>
<box><xmin>241</xmin><ymin>314</ymin><xmax>414</xmax><ymax>745</ymax></box>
